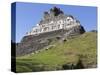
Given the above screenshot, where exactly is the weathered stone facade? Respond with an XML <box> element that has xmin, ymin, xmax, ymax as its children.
<box><xmin>16</xmin><ymin>7</ymin><xmax>85</xmax><ymax>56</ymax></box>
<box><xmin>26</xmin><ymin>7</ymin><xmax>80</xmax><ymax>36</ymax></box>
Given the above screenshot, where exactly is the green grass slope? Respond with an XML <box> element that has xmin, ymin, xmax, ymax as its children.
<box><xmin>16</xmin><ymin>32</ymin><xmax>97</xmax><ymax>72</ymax></box>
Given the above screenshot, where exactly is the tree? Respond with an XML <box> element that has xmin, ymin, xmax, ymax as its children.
<box><xmin>75</xmin><ymin>59</ymin><xmax>84</xmax><ymax>69</ymax></box>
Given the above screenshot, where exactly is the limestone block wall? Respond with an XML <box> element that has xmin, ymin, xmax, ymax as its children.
<box><xmin>26</xmin><ymin>16</ymin><xmax>80</xmax><ymax>36</ymax></box>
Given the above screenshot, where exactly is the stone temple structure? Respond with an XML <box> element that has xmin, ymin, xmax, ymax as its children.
<box><xmin>16</xmin><ymin>7</ymin><xmax>85</xmax><ymax>56</ymax></box>
<box><xmin>26</xmin><ymin>7</ymin><xmax>80</xmax><ymax>36</ymax></box>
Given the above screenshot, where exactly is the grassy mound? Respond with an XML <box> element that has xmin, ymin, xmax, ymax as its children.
<box><xmin>16</xmin><ymin>32</ymin><xmax>97</xmax><ymax>72</ymax></box>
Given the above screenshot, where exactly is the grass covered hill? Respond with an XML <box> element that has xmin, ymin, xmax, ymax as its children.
<box><xmin>16</xmin><ymin>32</ymin><xmax>97</xmax><ymax>72</ymax></box>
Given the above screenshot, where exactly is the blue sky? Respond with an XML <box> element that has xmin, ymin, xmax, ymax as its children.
<box><xmin>14</xmin><ymin>2</ymin><xmax>97</xmax><ymax>43</ymax></box>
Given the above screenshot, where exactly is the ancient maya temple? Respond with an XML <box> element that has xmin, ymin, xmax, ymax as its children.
<box><xmin>26</xmin><ymin>7</ymin><xmax>81</xmax><ymax>36</ymax></box>
<box><xmin>16</xmin><ymin>7</ymin><xmax>85</xmax><ymax>56</ymax></box>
